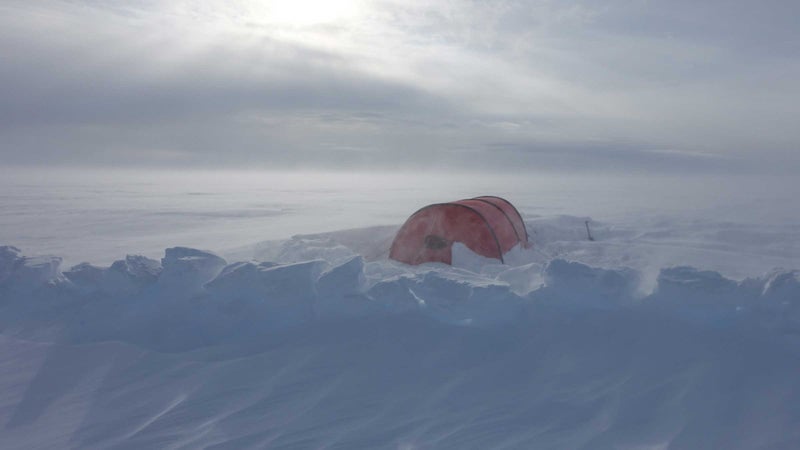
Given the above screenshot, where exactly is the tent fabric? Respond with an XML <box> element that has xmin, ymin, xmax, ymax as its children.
<box><xmin>472</xmin><ymin>196</ymin><xmax>529</xmax><ymax>244</ymax></box>
<box><xmin>389</xmin><ymin>196</ymin><xmax>528</xmax><ymax>265</ymax></box>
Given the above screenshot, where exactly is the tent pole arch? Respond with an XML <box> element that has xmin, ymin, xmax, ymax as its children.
<box><xmin>472</xmin><ymin>195</ymin><xmax>529</xmax><ymax>244</ymax></box>
<box><xmin>470</xmin><ymin>197</ymin><xmax>522</xmax><ymax>243</ymax></box>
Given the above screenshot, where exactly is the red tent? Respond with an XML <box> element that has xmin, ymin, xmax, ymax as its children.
<box><xmin>389</xmin><ymin>196</ymin><xmax>528</xmax><ymax>265</ymax></box>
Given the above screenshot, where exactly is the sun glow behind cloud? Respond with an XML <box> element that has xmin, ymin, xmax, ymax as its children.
<box><xmin>1</xmin><ymin>0</ymin><xmax>798</xmax><ymax>171</ymax></box>
<box><xmin>249</xmin><ymin>0</ymin><xmax>362</xmax><ymax>26</ymax></box>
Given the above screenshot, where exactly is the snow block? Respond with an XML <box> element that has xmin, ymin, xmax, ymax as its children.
<box><xmin>497</xmin><ymin>262</ymin><xmax>545</xmax><ymax>296</ymax></box>
<box><xmin>759</xmin><ymin>270</ymin><xmax>800</xmax><ymax>311</ymax></box>
<box><xmin>19</xmin><ymin>256</ymin><xmax>63</xmax><ymax>285</ymax></box>
<box><xmin>315</xmin><ymin>256</ymin><xmax>372</xmax><ymax>319</ymax></box>
<box><xmin>159</xmin><ymin>247</ymin><xmax>226</xmax><ymax>293</ymax></box>
<box><xmin>110</xmin><ymin>255</ymin><xmax>161</xmax><ymax>283</ymax></box>
<box><xmin>64</xmin><ymin>255</ymin><xmax>161</xmax><ymax>296</ymax></box>
<box><xmin>538</xmin><ymin>259</ymin><xmax>639</xmax><ymax>307</ymax></box>
<box><xmin>0</xmin><ymin>246</ymin><xmax>24</xmax><ymax>285</ymax></box>
<box><xmin>206</xmin><ymin>259</ymin><xmax>327</xmax><ymax>327</ymax></box>
<box><xmin>366</xmin><ymin>270</ymin><xmax>523</xmax><ymax>327</ymax></box>
<box><xmin>63</xmin><ymin>263</ymin><xmax>105</xmax><ymax>289</ymax></box>
<box><xmin>417</xmin><ymin>271</ymin><xmax>523</xmax><ymax>326</ymax></box>
<box><xmin>0</xmin><ymin>247</ymin><xmax>64</xmax><ymax>294</ymax></box>
<box><xmin>652</xmin><ymin>266</ymin><xmax>746</xmax><ymax>308</ymax></box>
<box><xmin>364</xmin><ymin>276</ymin><xmax>422</xmax><ymax>315</ymax></box>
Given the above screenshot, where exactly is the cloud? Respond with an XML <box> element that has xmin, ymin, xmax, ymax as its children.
<box><xmin>1</xmin><ymin>0</ymin><xmax>798</xmax><ymax>172</ymax></box>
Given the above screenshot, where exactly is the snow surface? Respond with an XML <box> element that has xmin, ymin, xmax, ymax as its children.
<box><xmin>1</xmin><ymin>170</ymin><xmax>799</xmax><ymax>449</ymax></box>
<box><xmin>1</xmin><ymin>215</ymin><xmax>800</xmax><ymax>448</ymax></box>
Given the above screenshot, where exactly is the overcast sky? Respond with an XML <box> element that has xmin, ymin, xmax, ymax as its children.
<box><xmin>1</xmin><ymin>0</ymin><xmax>798</xmax><ymax>172</ymax></box>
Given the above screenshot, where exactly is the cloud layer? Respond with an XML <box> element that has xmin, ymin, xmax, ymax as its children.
<box><xmin>1</xmin><ymin>0</ymin><xmax>798</xmax><ymax>171</ymax></box>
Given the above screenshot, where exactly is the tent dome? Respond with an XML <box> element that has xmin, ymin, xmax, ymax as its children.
<box><xmin>389</xmin><ymin>196</ymin><xmax>528</xmax><ymax>265</ymax></box>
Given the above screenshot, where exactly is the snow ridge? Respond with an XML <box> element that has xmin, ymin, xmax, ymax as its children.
<box><xmin>1</xmin><ymin>241</ymin><xmax>798</xmax><ymax>352</ymax></box>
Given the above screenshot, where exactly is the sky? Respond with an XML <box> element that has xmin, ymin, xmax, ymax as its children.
<box><xmin>1</xmin><ymin>0</ymin><xmax>798</xmax><ymax>173</ymax></box>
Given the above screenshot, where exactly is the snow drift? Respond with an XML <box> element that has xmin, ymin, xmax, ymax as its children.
<box><xmin>1</xmin><ymin>219</ymin><xmax>799</xmax><ymax>449</ymax></box>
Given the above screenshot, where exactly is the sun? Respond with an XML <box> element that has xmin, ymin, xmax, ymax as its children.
<box><xmin>264</xmin><ymin>0</ymin><xmax>361</xmax><ymax>26</ymax></box>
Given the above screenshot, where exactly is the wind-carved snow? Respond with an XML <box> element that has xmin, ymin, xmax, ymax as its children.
<box><xmin>1</xmin><ymin>217</ymin><xmax>799</xmax><ymax>449</ymax></box>
<box><xmin>1</xmin><ymin>219</ymin><xmax>799</xmax><ymax>349</ymax></box>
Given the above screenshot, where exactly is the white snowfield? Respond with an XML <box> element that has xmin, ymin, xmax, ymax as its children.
<box><xmin>1</xmin><ymin>216</ymin><xmax>799</xmax><ymax>449</ymax></box>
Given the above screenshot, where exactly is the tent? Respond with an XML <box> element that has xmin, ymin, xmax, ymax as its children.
<box><xmin>389</xmin><ymin>196</ymin><xmax>528</xmax><ymax>265</ymax></box>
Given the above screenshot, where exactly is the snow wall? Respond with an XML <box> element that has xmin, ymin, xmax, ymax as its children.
<box><xmin>2</xmin><ymin>241</ymin><xmax>799</xmax><ymax>351</ymax></box>
<box><xmin>1</xmin><ymin>222</ymin><xmax>800</xmax><ymax>449</ymax></box>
